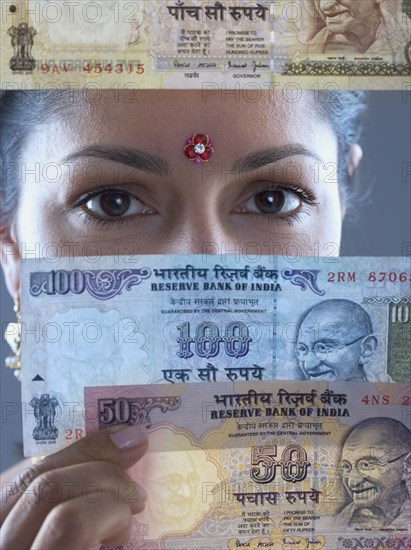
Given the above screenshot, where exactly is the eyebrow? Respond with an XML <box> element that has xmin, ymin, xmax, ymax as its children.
<box><xmin>62</xmin><ymin>145</ymin><xmax>170</xmax><ymax>177</ymax></box>
<box><xmin>232</xmin><ymin>145</ymin><xmax>323</xmax><ymax>172</ymax></box>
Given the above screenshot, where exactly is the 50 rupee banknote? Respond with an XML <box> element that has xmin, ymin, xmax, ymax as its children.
<box><xmin>84</xmin><ymin>379</ymin><xmax>411</xmax><ymax>549</ymax></box>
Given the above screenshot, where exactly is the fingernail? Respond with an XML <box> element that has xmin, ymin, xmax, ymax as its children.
<box><xmin>137</xmin><ymin>484</ymin><xmax>148</xmax><ymax>501</ymax></box>
<box><xmin>110</xmin><ymin>425</ymin><xmax>147</xmax><ymax>450</ymax></box>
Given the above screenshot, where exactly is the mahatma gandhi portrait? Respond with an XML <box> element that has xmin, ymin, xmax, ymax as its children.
<box><xmin>298</xmin><ymin>0</ymin><xmax>410</xmax><ymax>59</ymax></box>
<box><xmin>294</xmin><ymin>299</ymin><xmax>381</xmax><ymax>382</ymax></box>
<box><xmin>335</xmin><ymin>418</ymin><xmax>411</xmax><ymax>530</ymax></box>
<box><xmin>139</xmin><ymin>428</ymin><xmax>220</xmax><ymax>538</ymax></box>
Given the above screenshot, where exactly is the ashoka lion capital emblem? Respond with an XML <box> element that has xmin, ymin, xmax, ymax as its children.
<box><xmin>30</xmin><ymin>393</ymin><xmax>60</xmax><ymax>441</ymax></box>
<box><xmin>8</xmin><ymin>22</ymin><xmax>37</xmax><ymax>72</ymax></box>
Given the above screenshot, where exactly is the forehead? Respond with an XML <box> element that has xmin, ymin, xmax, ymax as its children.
<box><xmin>31</xmin><ymin>89</ymin><xmax>334</xmax><ymax>164</ymax></box>
<box><xmin>317</xmin><ymin>0</ymin><xmax>376</xmax><ymax>4</ymax></box>
<box><xmin>152</xmin><ymin>451</ymin><xmax>194</xmax><ymax>471</ymax></box>
<box><xmin>316</xmin><ymin>0</ymin><xmax>377</xmax><ymax>10</ymax></box>
<box><xmin>299</xmin><ymin>309</ymin><xmax>352</xmax><ymax>337</ymax></box>
<box><xmin>342</xmin><ymin>426</ymin><xmax>391</xmax><ymax>457</ymax></box>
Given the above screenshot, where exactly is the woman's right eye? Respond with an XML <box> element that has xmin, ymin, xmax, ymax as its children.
<box><xmin>78</xmin><ymin>189</ymin><xmax>156</xmax><ymax>220</ymax></box>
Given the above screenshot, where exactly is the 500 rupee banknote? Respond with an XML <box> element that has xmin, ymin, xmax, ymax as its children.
<box><xmin>16</xmin><ymin>254</ymin><xmax>411</xmax><ymax>456</ymax></box>
<box><xmin>1</xmin><ymin>0</ymin><xmax>410</xmax><ymax>89</ymax></box>
<box><xmin>84</xmin><ymin>379</ymin><xmax>411</xmax><ymax>549</ymax></box>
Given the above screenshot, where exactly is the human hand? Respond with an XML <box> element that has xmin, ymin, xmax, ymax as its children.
<box><xmin>0</xmin><ymin>424</ymin><xmax>148</xmax><ymax>549</ymax></box>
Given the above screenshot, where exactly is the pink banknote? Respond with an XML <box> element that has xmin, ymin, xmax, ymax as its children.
<box><xmin>85</xmin><ymin>380</ymin><xmax>411</xmax><ymax>549</ymax></box>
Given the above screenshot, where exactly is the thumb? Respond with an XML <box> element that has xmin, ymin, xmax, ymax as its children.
<box><xmin>63</xmin><ymin>423</ymin><xmax>148</xmax><ymax>469</ymax></box>
<box><xmin>1</xmin><ymin>424</ymin><xmax>148</xmax><ymax>524</ymax></box>
<box><xmin>40</xmin><ymin>423</ymin><xmax>148</xmax><ymax>472</ymax></box>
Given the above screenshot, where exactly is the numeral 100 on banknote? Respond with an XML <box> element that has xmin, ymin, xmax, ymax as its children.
<box><xmin>391</xmin><ymin>303</ymin><xmax>411</xmax><ymax>323</ymax></box>
<box><xmin>177</xmin><ymin>321</ymin><xmax>252</xmax><ymax>358</ymax></box>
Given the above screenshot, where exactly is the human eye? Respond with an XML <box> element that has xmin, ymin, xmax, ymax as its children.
<box><xmin>235</xmin><ymin>183</ymin><xmax>318</xmax><ymax>223</ymax></box>
<box><xmin>339</xmin><ymin>460</ymin><xmax>352</xmax><ymax>476</ymax></box>
<box><xmin>188</xmin><ymin>473</ymin><xmax>199</xmax><ymax>488</ymax></box>
<box><xmin>295</xmin><ymin>342</ymin><xmax>309</xmax><ymax>354</ymax></box>
<box><xmin>357</xmin><ymin>460</ymin><xmax>376</xmax><ymax>472</ymax></box>
<box><xmin>162</xmin><ymin>476</ymin><xmax>182</xmax><ymax>492</ymax></box>
<box><xmin>73</xmin><ymin>186</ymin><xmax>156</xmax><ymax>225</ymax></box>
<box><xmin>314</xmin><ymin>342</ymin><xmax>331</xmax><ymax>354</ymax></box>
<box><xmin>314</xmin><ymin>342</ymin><xmax>340</xmax><ymax>354</ymax></box>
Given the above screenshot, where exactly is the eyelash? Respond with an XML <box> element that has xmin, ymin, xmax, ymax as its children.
<box><xmin>73</xmin><ymin>186</ymin><xmax>145</xmax><ymax>230</ymax></box>
<box><xmin>76</xmin><ymin>212</ymin><xmax>136</xmax><ymax>230</ymax></box>
<box><xmin>73</xmin><ymin>183</ymin><xmax>319</xmax><ymax>229</ymax></box>
<box><xmin>243</xmin><ymin>183</ymin><xmax>318</xmax><ymax>226</ymax></box>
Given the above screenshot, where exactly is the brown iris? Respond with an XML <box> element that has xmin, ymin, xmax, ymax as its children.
<box><xmin>254</xmin><ymin>190</ymin><xmax>285</xmax><ymax>213</ymax></box>
<box><xmin>99</xmin><ymin>192</ymin><xmax>131</xmax><ymax>217</ymax></box>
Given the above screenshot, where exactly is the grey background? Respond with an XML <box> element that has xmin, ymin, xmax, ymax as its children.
<box><xmin>1</xmin><ymin>91</ymin><xmax>410</xmax><ymax>473</ymax></box>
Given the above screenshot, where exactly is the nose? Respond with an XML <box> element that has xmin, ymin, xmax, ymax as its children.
<box><xmin>319</xmin><ymin>0</ymin><xmax>339</xmax><ymax>13</ymax></box>
<box><xmin>153</xmin><ymin>197</ymin><xmax>238</xmax><ymax>255</ymax></box>
<box><xmin>161</xmin><ymin>226</ymin><xmax>231</xmax><ymax>255</ymax></box>
<box><xmin>156</xmin><ymin>222</ymin><xmax>234</xmax><ymax>255</ymax></box>
<box><xmin>301</xmin><ymin>350</ymin><xmax>322</xmax><ymax>369</ymax></box>
<box><xmin>176</xmin><ymin>481</ymin><xmax>192</xmax><ymax>498</ymax></box>
<box><xmin>347</xmin><ymin>466</ymin><xmax>365</xmax><ymax>486</ymax></box>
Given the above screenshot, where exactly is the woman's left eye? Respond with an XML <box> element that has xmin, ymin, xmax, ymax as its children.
<box><xmin>239</xmin><ymin>188</ymin><xmax>301</xmax><ymax>216</ymax></box>
<box><xmin>78</xmin><ymin>189</ymin><xmax>155</xmax><ymax>219</ymax></box>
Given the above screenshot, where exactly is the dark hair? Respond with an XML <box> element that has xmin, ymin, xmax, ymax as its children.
<box><xmin>314</xmin><ymin>90</ymin><xmax>368</xmax><ymax>210</ymax></box>
<box><xmin>0</xmin><ymin>89</ymin><xmax>368</xmax><ymax>230</ymax></box>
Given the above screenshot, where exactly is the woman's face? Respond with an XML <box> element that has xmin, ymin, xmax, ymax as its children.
<box><xmin>3</xmin><ymin>90</ymin><xmax>345</xmax><ymax>294</ymax></box>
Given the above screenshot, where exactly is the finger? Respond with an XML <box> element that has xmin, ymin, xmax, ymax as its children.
<box><xmin>1</xmin><ymin>424</ymin><xmax>148</xmax><ymax>524</ymax></box>
<box><xmin>30</xmin><ymin>491</ymin><xmax>135</xmax><ymax>550</ymax></box>
<box><xmin>1</xmin><ymin>461</ymin><xmax>147</xmax><ymax>550</ymax></box>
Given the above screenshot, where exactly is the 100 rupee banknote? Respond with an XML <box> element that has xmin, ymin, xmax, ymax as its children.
<box><xmin>1</xmin><ymin>0</ymin><xmax>410</xmax><ymax>89</ymax></box>
<box><xmin>85</xmin><ymin>379</ymin><xmax>411</xmax><ymax>549</ymax></box>
<box><xmin>18</xmin><ymin>254</ymin><xmax>411</xmax><ymax>456</ymax></box>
